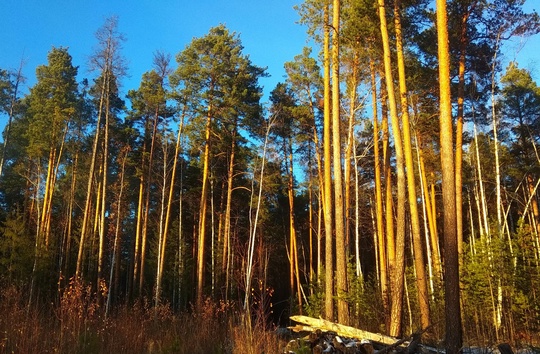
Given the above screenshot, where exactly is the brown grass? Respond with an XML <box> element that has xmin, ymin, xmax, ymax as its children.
<box><xmin>0</xmin><ymin>283</ymin><xmax>284</xmax><ymax>354</ymax></box>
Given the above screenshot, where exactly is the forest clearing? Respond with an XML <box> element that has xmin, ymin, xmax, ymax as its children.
<box><xmin>2</xmin><ymin>0</ymin><xmax>540</xmax><ymax>353</ymax></box>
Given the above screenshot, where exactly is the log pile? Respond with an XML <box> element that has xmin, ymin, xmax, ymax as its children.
<box><xmin>283</xmin><ymin>315</ymin><xmax>436</xmax><ymax>354</ymax></box>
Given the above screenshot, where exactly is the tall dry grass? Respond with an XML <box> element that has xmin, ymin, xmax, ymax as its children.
<box><xmin>0</xmin><ymin>282</ymin><xmax>284</xmax><ymax>353</ymax></box>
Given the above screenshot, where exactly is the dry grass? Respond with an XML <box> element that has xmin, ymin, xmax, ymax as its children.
<box><xmin>0</xmin><ymin>283</ymin><xmax>284</xmax><ymax>354</ymax></box>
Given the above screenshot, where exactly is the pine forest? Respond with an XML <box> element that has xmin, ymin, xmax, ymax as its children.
<box><xmin>1</xmin><ymin>1</ymin><xmax>540</xmax><ymax>353</ymax></box>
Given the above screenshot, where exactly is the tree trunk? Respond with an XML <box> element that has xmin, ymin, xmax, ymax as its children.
<box><xmin>436</xmin><ymin>0</ymin><xmax>463</xmax><ymax>351</ymax></box>
<box><xmin>197</xmin><ymin>107</ymin><xmax>212</xmax><ymax>307</ymax></box>
<box><xmin>76</xmin><ymin>79</ymin><xmax>105</xmax><ymax>279</ymax></box>
<box><xmin>132</xmin><ymin>117</ymin><xmax>150</xmax><ymax>297</ymax></box>
<box><xmin>132</xmin><ymin>172</ymin><xmax>145</xmax><ymax>297</ymax></box>
<box><xmin>98</xmin><ymin>70</ymin><xmax>111</xmax><ymax>292</ymax></box>
<box><xmin>380</xmin><ymin>65</ymin><xmax>392</xmax><ymax>320</ymax></box>
<box><xmin>106</xmin><ymin>146</ymin><xmax>128</xmax><ymax>315</ymax></box>
<box><xmin>378</xmin><ymin>0</ymin><xmax>406</xmax><ymax>337</ymax></box>
<box><xmin>323</xmin><ymin>0</ymin><xmax>334</xmax><ymax>322</ymax></box>
<box><xmin>344</xmin><ymin>48</ymin><xmax>359</xmax><ymax>256</ymax></box>
<box><xmin>222</xmin><ymin>125</ymin><xmax>237</xmax><ymax>285</ymax></box>
<box><xmin>332</xmin><ymin>0</ymin><xmax>349</xmax><ymax>326</ymax></box>
<box><xmin>139</xmin><ymin>109</ymin><xmax>160</xmax><ymax>293</ymax></box>
<box><xmin>156</xmin><ymin>111</ymin><xmax>185</xmax><ymax>306</ymax></box>
<box><xmin>456</xmin><ymin>6</ymin><xmax>470</xmax><ymax>275</ymax></box>
<box><xmin>287</xmin><ymin>135</ymin><xmax>302</xmax><ymax>312</ymax></box>
<box><xmin>416</xmin><ymin>136</ymin><xmax>442</xmax><ymax>279</ymax></box>
<box><xmin>393</xmin><ymin>0</ymin><xmax>430</xmax><ymax>330</ymax></box>
<box><xmin>40</xmin><ymin>147</ymin><xmax>56</xmax><ymax>249</ymax></box>
<box><xmin>371</xmin><ymin>61</ymin><xmax>388</xmax><ymax>311</ymax></box>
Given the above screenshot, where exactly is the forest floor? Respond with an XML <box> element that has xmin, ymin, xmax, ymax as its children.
<box><xmin>2</xmin><ymin>284</ymin><xmax>539</xmax><ymax>353</ymax></box>
<box><xmin>0</xmin><ymin>284</ymin><xmax>284</xmax><ymax>353</ymax></box>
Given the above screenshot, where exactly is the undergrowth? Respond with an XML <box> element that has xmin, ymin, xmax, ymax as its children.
<box><xmin>0</xmin><ymin>283</ymin><xmax>284</xmax><ymax>354</ymax></box>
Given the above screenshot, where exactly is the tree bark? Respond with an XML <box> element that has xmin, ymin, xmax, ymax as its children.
<box><xmin>436</xmin><ymin>0</ymin><xmax>463</xmax><ymax>351</ymax></box>
<box><xmin>371</xmin><ymin>60</ymin><xmax>387</xmax><ymax>300</ymax></box>
<box><xmin>332</xmin><ymin>0</ymin><xmax>349</xmax><ymax>326</ymax></box>
<box><xmin>197</xmin><ymin>107</ymin><xmax>212</xmax><ymax>307</ymax></box>
<box><xmin>393</xmin><ymin>0</ymin><xmax>430</xmax><ymax>330</ymax></box>
<box><xmin>76</xmin><ymin>77</ymin><xmax>105</xmax><ymax>279</ymax></box>
<box><xmin>378</xmin><ymin>0</ymin><xmax>407</xmax><ymax>336</ymax></box>
<box><xmin>323</xmin><ymin>0</ymin><xmax>334</xmax><ymax>322</ymax></box>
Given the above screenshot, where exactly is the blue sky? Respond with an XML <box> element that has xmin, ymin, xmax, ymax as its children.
<box><xmin>0</xmin><ymin>1</ymin><xmax>309</xmax><ymax>121</ymax></box>
<box><xmin>1</xmin><ymin>1</ymin><xmax>539</xmax><ymax>129</ymax></box>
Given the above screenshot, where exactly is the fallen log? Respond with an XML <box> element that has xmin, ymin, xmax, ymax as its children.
<box><xmin>289</xmin><ymin>315</ymin><xmax>403</xmax><ymax>346</ymax></box>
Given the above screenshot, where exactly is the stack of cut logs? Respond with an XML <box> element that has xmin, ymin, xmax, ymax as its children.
<box><xmin>283</xmin><ymin>316</ymin><xmax>521</xmax><ymax>354</ymax></box>
<box><xmin>283</xmin><ymin>315</ymin><xmax>433</xmax><ymax>354</ymax></box>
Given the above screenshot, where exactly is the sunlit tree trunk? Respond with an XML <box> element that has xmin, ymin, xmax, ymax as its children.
<box><xmin>332</xmin><ymin>0</ymin><xmax>349</xmax><ymax>326</ymax></box>
<box><xmin>323</xmin><ymin>0</ymin><xmax>334</xmax><ymax>322</ymax></box>
<box><xmin>40</xmin><ymin>147</ymin><xmax>56</xmax><ymax>249</ymax></box>
<box><xmin>28</xmin><ymin>162</ymin><xmax>43</xmax><ymax>307</ymax></box>
<box><xmin>378</xmin><ymin>0</ymin><xmax>406</xmax><ymax>336</ymax></box>
<box><xmin>132</xmin><ymin>139</ymin><xmax>145</xmax><ymax>297</ymax></box>
<box><xmin>177</xmin><ymin>132</ymin><xmax>186</xmax><ymax>308</ymax></box>
<box><xmin>353</xmin><ymin>137</ymin><xmax>362</xmax><ymax>278</ymax></box>
<box><xmin>41</xmin><ymin>123</ymin><xmax>68</xmax><ymax>251</ymax></box>
<box><xmin>436</xmin><ymin>0</ymin><xmax>463</xmax><ymax>350</ymax></box>
<box><xmin>221</xmin><ymin>121</ymin><xmax>237</xmax><ymax>290</ymax></box>
<box><xmin>371</xmin><ymin>60</ymin><xmax>388</xmax><ymax>309</ymax></box>
<box><xmin>106</xmin><ymin>146</ymin><xmax>128</xmax><ymax>315</ymax></box>
<box><xmin>197</xmin><ymin>106</ymin><xmax>212</xmax><ymax>307</ymax></box>
<box><xmin>76</xmin><ymin>79</ymin><xmax>104</xmax><ymax>279</ymax></box>
<box><xmin>155</xmin><ymin>111</ymin><xmax>184</xmax><ymax>306</ymax></box>
<box><xmin>491</xmin><ymin>34</ymin><xmax>503</xmax><ymax>232</ymax></box>
<box><xmin>308</xmin><ymin>151</ymin><xmax>315</xmax><ymax>286</ymax></box>
<box><xmin>97</xmin><ymin>70</ymin><xmax>111</xmax><ymax>293</ymax></box>
<box><xmin>473</xmin><ymin>122</ymin><xmax>490</xmax><ymax>238</ymax></box>
<box><xmin>76</xmin><ymin>17</ymin><xmax>124</xmax><ymax>279</ymax></box>
<box><xmin>139</xmin><ymin>108</ymin><xmax>160</xmax><ymax>293</ymax></box>
<box><xmin>393</xmin><ymin>0</ymin><xmax>430</xmax><ymax>330</ymax></box>
<box><xmin>380</xmin><ymin>66</ymin><xmax>392</xmax><ymax>320</ymax></box>
<box><xmin>244</xmin><ymin>120</ymin><xmax>272</xmax><ymax>313</ymax></box>
<box><xmin>286</xmin><ymin>135</ymin><xmax>302</xmax><ymax>312</ymax></box>
<box><xmin>59</xmin><ymin>150</ymin><xmax>78</xmax><ymax>286</ymax></box>
<box><xmin>415</xmin><ymin>136</ymin><xmax>435</xmax><ymax>296</ymax></box>
<box><xmin>456</xmin><ymin>6</ymin><xmax>470</xmax><ymax>273</ymax></box>
<box><xmin>344</xmin><ymin>48</ymin><xmax>359</xmax><ymax>257</ymax></box>
<box><xmin>416</xmin><ymin>135</ymin><xmax>441</xmax><ymax>279</ymax></box>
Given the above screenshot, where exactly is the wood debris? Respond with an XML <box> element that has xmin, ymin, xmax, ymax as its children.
<box><xmin>284</xmin><ymin>315</ymin><xmax>438</xmax><ymax>354</ymax></box>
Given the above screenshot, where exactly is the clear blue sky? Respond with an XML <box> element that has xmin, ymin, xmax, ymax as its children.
<box><xmin>1</xmin><ymin>1</ymin><xmax>539</xmax><ymax>128</ymax></box>
<box><xmin>0</xmin><ymin>1</ymin><xmax>309</xmax><ymax>122</ymax></box>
